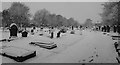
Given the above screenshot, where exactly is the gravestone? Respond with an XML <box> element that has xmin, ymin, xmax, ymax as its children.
<box><xmin>22</xmin><ymin>31</ymin><xmax>28</xmax><ymax>37</ymax></box>
<box><xmin>50</xmin><ymin>27</ymin><xmax>54</xmax><ymax>39</ymax></box>
<box><xmin>106</xmin><ymin>25</ymin><xmax>110</xmax><ymax>32</ymax></box>
<box><xmin>31</xmin><ymin>29</ymin><xmax>34</xmax><ymax>35</ymax></box>
<box><xmin>57</xmin><ymin>31</ymin><xmax>61</xmax><ymax>38</ymax></box>
<box><xmin>50</xmin><ymin>32</ymin><xmax>54</xmax><ymax>38</ymax></box>
<box><xmin>70</xmin><ymin>30</ymin><xmax>75</xmax><ymax>34</ymax></box>
<box><xmin>113</xmin><ymin>25</ymin><xmax>117</xmax><ymax>33</ymax></box>
<box><xmin>117</xmin><ymin>25</ymin><xmax>120</xmax><ymax>34</ymax></box>
<box><xmin>9</xmin><ymin>23</ymin><xmax>18</xmax><ymax>38</ymax></box>
<box><xmin>33</xmin><ymin>27</ymin><xmax>36</xmax><ymax>29</ymax></box>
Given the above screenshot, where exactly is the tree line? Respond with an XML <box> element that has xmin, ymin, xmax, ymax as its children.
<box><xmin>0</xmin><ymin>2</ymin><xmax>119</xmax><ymax>28</ymax></box>
<box><xmin>0</xmin><ymin>2</ymin><xmax>80</xmax><ymax>28</ymax></box>
<box><xmin>100</xmin><ymin>2</ymin><xmax>119</xmax><ymax>26</ymax></box>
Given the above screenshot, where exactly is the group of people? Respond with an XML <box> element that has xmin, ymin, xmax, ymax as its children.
<box><xmin>103</xmin><ymin>25</ymin><xmax>120</xmax><ymax>34</ymax></box>
<box><xmin>101</xmin><ymin>25</ymin><xmax>111</xmax><ymax>32</ymax></box>
<box><xmin>93</xmin><ymin>25</ymin><xmax>120</xmax><ymax>34</ymax></box>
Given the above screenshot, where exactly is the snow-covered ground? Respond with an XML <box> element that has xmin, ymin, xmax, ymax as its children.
<box><xmin>0</xmin><ymin>28</ymin><xmax>119</xmax><ymax>63</ymax></box>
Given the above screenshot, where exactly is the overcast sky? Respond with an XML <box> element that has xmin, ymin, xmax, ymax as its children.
<box><xmin>1</xmin><ymin>2</ymin><xmax>105</xmax><ymax>24</ymax></box>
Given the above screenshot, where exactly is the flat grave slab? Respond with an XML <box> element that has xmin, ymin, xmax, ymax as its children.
<box><xmin>39</xmin><ymin>34</ymin><xmax>43</xmax><ymax>36</ymax></box>
<box><xmin>0</xmin><ymin>46</ymin><xmax>36</xmax><ymax>62</ymax></box>
<box><xmin>29</xmin><ymin>41</ymin><xmax>57</xmax><ymax>50</ymax></box>
<box><xmin>111</xmin><ymin>35</ymin><xmax>120</xmax><ymax>40</ymax></box>
<box><xmin>0</xmin><ymin>39</ymin><xmax>15</xmax><ymax>42</ymax></box>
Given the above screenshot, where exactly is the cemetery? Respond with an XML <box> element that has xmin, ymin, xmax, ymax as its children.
<box><xmin>0</xmin><ymin>1</ymin><xmax>120</xmax><ymax>64</ymax></box>
<box><xmin>0</xmin><ymin>25</ymin><xmax>119</xmax><ymax>63</ymax></box>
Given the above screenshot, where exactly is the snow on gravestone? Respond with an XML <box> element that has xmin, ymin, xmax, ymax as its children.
<box><xmin>29</xmin><ymin>40</ymin><xmax>57</xmax><ymax>50</ymax></box>
<box><xmin>0</xmin><ymin>46</ymin><xmax>36</xmax><ymax>62</ymax></box>
<box><xmin>9</xmin><ymin>23</ymin><xmax>18</xmax><ymax>38</ymax></box>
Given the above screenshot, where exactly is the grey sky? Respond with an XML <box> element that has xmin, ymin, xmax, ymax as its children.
<box><xmin>2</xmin><ymin>2</ymin><xmax>104</xmax><ymax>24</ymax></box>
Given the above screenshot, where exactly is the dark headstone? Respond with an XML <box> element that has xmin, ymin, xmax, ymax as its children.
<box><xmin>117</xmin><ymin>25</ymin><xmax>120</xmax><ymax>34</ymax></box>
<box><xmin>50</xmin><ymin>27</ymin><xmax>54</xmax><ymax>39</ymax></box>
<box><xmin>31</xmin><ymin>29</ymin><xmax>34</xmax><ymax>35</ymax></box>
<box><xmin>72</xmin><ymin>26</ymin><xmax>74</xmax><ymax>30</ymax></box>
<box><xmin>33</xmin><ymin>27</ymin><xmax>36</xmax><ymax>29</ymax></box>
<box><xmin>22</xmin><ymin>31</ymin><xmax>28</xmax><ymax>37</ymax></box>
<box><xmin>113</xmin><ymin>25</ymin><xmax>117</xmax><ymax>33</ymax></box>
<box><xmin>104</xmin><ymin>25</ymin><xmax>107</xmax><ymax>32</ymax></box>
<box><xmin>31</xmin><ymin>29</ymin><xmax>34</xmax><ymax>32</ymax></box>
<box><xmin>57</xmin><ymin>31</ymin><xmax>61</xmax><ymax>38</ymax></box>
<box><xmin>106</xmin><ymin>25</ymin><xmax>110</xmax><ymax>32</ymax></box>
<box><xmin>50</xmin><ymin>32</ymin><xmax>54</xmax><ymax>39</ymax></box>
<box><xmin>9</xmin><ymin>23</ymin><xmax>18</xmax><ymax>37</ymax></box>
<box><xmin>70</xmin><ymin>31</ymin><xmax>75</xmax><ymax>34</ymax></box>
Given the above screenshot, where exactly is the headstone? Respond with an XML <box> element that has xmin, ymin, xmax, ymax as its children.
<box><xmin>9</xmin><ymin>23</ymin><xmax>18</xmax><ymax>38</ymax></box>
<box><xmin>50</xmin><ymin>32</ymin><xmax>54</xmax><ymax>38</ymax></box>
<box><xmin>72</xmin><ymin>26</ymin><xmax>74</xmax><ymax>30</ymax></box>
<box><xmin>113</xmin><ymin>25</ymin><xmax>117</xmax><ymax>33</ymax></box>
<box><xmin>33</xmin><ymin>27</ymin><xmax>36</xmax><ymax>29</ymax></box>
<box><xmin>22</xmin><ymin>31</ymin><xmax>28</xmax><ymax>37</ymax></box>
<box><xmin>57</xmin><ymin>31</ymin><xmax>61</xmax><ymax>38</ymax></box>
<box><xmin>50</xmin><ymin>27</ymin><xmax>54</xmax><ymax>39</ymax></box>
<box><xmin>70</xmin><ymin>30</ymin><xmax>75</xmax><ymax>34</ymax></box>
<box><xmin>98</xmin><ymin>26</ymin><xmax>101</xmax><ymax>31</ymax></box>
<box><xmin>31</xmin><ymin>29</ymin><xmax>34</xmax><ymax>35</ymax></box>
<box><xmin>104</xmin><ymin>25</ymin><xmax>107</xmax><ymax>32</ymax></box>
<box><xmin>106</xmin><ymin>25</ymin><xmax>110</xmax><ymax>33</ymax></box>
<box><xmin>101</xmin><ymin>26</ymin><xmax>104</xmax><ymax>32</ymax></box>
<box><xmin>117</xmin><ymin>25</ymin><xmax>120</xmax><ymax>34</ymax></box>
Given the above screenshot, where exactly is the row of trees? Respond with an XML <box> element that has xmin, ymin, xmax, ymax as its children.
<box><xmin>33</xmin><ymin>9</ymin><xmax>80</xmax><ymax>27</ymax></box>
<box><xmin>0</xmin><ymin>2</ymin><xmax>80</xmax><ymax>28</ymax></box>
<box><xmin>1</xmin><ymin>2</ymin><xmax>118</xmax><ymax>28</ymax></box>
<box><xmin>1</xmin><ymin>2</ymin><xmax>31</xmax><ymax>27</ymax></box>
<box><xmin>100</xmin><ymin>2</ymin><xmax>119</xmax><ymax>25</ymax></box>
